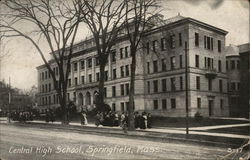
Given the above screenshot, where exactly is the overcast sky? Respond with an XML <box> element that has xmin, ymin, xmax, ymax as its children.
<box><xmin>0</xmin><ymin>0</ymin><xmax>249</xmax><ymax>90</ymax></box>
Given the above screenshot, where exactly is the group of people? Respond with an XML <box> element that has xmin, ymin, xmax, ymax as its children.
<box><xmin>11</xmin><ymin>111</ymin><xmax>33</xmax><ymax>122</ymax></box>
<box><xmin>94</xmin><ymin>111</ymin><xmax>152</xmax><ymax>130</ymax></box>
<box><xmin>45</xmin><ymin>109</ymin><xmax>56</xmax><ymax>123</ymax></box>
<box><xmin>95</xmin><ymin>111</ymin><xmax>120</xmax><ymax>127</ymax></box>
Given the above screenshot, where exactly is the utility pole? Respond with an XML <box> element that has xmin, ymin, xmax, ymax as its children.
<box><xmin>185</xmin><ymin>42</ymin><xmax>189</xmax><ymax>137</ymax></box>
<box><xmin>8</xmin><ymin>77</ymin><xmax>11</xmax><ymax>123</ymax></box>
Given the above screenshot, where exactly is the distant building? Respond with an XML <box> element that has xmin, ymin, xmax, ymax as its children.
<box><xmin>0</xmin><ymin>81</ymin><xmax>32</xmax><ymax>113</ymax></box>
<box><xmin>226</xmin><ymin>43</ymin><xmax>250</xmax><ymax>118</ymax></box>
<box><xmin>36</xmin><ymin>15</ymin><xmax>229</xmax><ymax>117</ymax></box>
<box><xmin>225</xmin><ymin>45</ymin><xmax>241</xmax><ymax>117</ymax></box>
<box><xmin>239</xmin><ymin>43</ymin><xmax>250</xmax><ymax>118</ymax></box>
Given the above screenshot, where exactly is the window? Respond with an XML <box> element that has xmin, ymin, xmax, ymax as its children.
<box><xmin>112</xmin><ymin>86</ymin><xmax>116</xmax><ymax>97</ymax></box>
<box><xmin>153</xmin><ymin>60</ymin><xmax>158</xmax><ymax>73</ymax></box>
<box><xmin>180</xmin><ymin>76</ymin><xmax>183</xmax><ymax>90</ymax></box>
<box><xmin>179</xmin><ymin>33</ymin><xmax>182</xmax><ymax>46</ymax></box>
<box><xmin>121</xmin><ymin>102</ymin><xmax>124</xmax><ymax>112</ymax></box>
<box><xmin>125</xmin><ymin>83</ymin><xmax>130</xmax><ymax>95</ymax></box>
<box><xmin>104</xmin><ymin>71</ymin><xmax>108</xmax><ymax>81</ymax></box>
<box><xmin>113</xmin><ymin>69</ymin><xmax>116</xmax><ymax>79</ymax></box>
<box><xmin>111</xmin><ymin>51</ymin><xmax>116</xmax><ymax>62</ymax></box>
<box><xmin>195</xmin><ymin>33</ymin><xmax>199</xmax><ymax>46</ymax></box>
<box><xmin>170</xmin><ymin>34</ymin><xmax>175</xmax><ymax>49</ymax></box>
<box><xmin>219</xmin><ymin>79</ymin><xmax>223</xmax><ymax>92</ymax></box>
<box><xmin>218</xmin><ymin>60</ymin><xmax>222</xmax><ymax>72</ymax></box>
<box><xmin>220</xmin><ymin>99</ymin><xmax>224</xmax><ymax>109</ymax></box>
<box><xmin>120</xmin><ymin>48</ymin><xmax>123</xmax><ymax>59</ymax></box>
<box><xmin>231</xmin><ymin>60</ymin><xmax>235</xmax><ymax>69</ymax></box>
<box><xmin>112</xmin><ymin>103</ymin><xmax>116</xmax><ymax>111</ymax></box>
<box><xmin>45</xmin><ymin>71</ymin><xmax>47</xmax><ymax>79</ymax></box>
<box><xmin>147</xmin><ymin>81</ymin><xmax>150</xmax><ymax>93</ymax></box>
<box><xmin>81</xmin><ymin>60</ymin><xmax>85</xmax><ymax>69</ymax></box>
<box><xmin>171</xmin><ymin>78</ymin><xmax>176</xmax><ymax>91</ymax></box>
<box><xmin>162</xmin><ymin>59</ymin><xmax>166</xmax><ymax>71</ymax></box>
<box><xmin>171</xmin><ymin>56</ymin><xmax>176</xmax><ymax>70</ymax></box>
<box><xmin>196</xmin><ymin>76</ymin><xmax>200</xmax><ymax>90</ymax></box>
<box><xmin>207</xmin><ymin>36</ymin><xmax>210</xmax><ymax>49</ymax></box>
<box><xmin>48</xmin><ymin>83</ymin><xmax>51</xmax><ymax>91</ymax></box>
<box><xmin>146</xmin><ymin>42</ymin><xmax>150</xmax><ymax>54</ymax></box>
<box><xmin>237</xmin><ymin>82</ymin><xmax>240</xmax><ymax>91</ymax></box>
<box><xmin>74</xmin><ymin>77</ymin><xmax>78</xmax><ymax>85</ymax></box>
<box><xmin>237</xmin><ymin>60</ymin><xmax>240</xmax><ymax>69</ymax></box>
<box><xmin>88</xmin><ymin>58</ymin><xmax>92</xmax><ymax>68</ymax></box>
<box><xmin>104</xmin><ymin>87</ymin><xmax>107</xmax><ymax>97</ymax></box>
<box><xmin>204</xmin><ymin>57</ymin><xmax>207</xmax><ymax>68</ymax></box>
<box><xmin>125</xmin><ymin>46</ymin><xmax>129</xmax><ymax>58</ymax></box>
<box><xmin>171</xmin><ymin>99</ymin><xmax>176</xmax><ymax>109</ymax></box>
<box><xmin>204</xmin><ymin>36</ymin><xmax>207</xmax><ymax>48</ymax></box>
<box><xmin>88</xmin><ymin>74</ymin><xmax>92</xmax><ymax>83</ymax></box>
<box><xmin>153</xmin><ymin>40</ymin><xmax>157</xmax><ymax>52</ymax></box>
<box><xmin>218</xmin><ymin>40</ymin><xmax>221</xmax><ymax>52</ymax></box>
<box><xmin>147</xmin><ymin>62</ymin><xmax>150</xmax><ymax>74</ymax></box>
<box><xmin>125</xmin><ymin>65</ymin><xmax>129</xmax><ymax>76</ymax></box>
<box><xmin>42</xmin><ymin>73</ymin><xmax>44</xmax><ymax>80</ymax></box>
<box><xmin>162</xmin><ymin>79</ymin><xmax>167</xmax><ymax>92</ymax></box>
<box><xmin>94</xmin><ymin>57</ymin><xmax>99</xmax><ymax>66</ymax></box>
<box><xmin>197</xmin><ymin>98</ymin><xmax>201</xmax><ymax>109</ymax></box>
<box><xmin>211</xmin><ymin>38</ymin><xmax>213</xmax><ymax>50</ymax></box>
<box><xmin>162</xmin><ymin>99</ymin><xmax>167</xmax><ymax>110</ymax></box>
<box><xmin>153</xmin><ymin>100</ymin><xmax>158</xmax><ymax>110</ymax></box>
<box><xmin>74</xmin><ymin>62</ymin><xmax>77</xmax><ymax>71</ymax></box>
<box><xmin>195</xmin><ymin>55</ymin><xmax>199</xmax><ymax>68</ymax></box>
<box><xmin>161</xmin><ymin>38</ymin><xmax>167</xmax><ymax>51</ymax></box>
<box><xmin>208</xmin><ymin>79</ymin><xmax>212</xmax><ymax>91</ymax></box>
<box><xmin>120</xmin><ymin>66</ymin><xmax>124</xmax><ymax>77</ymax></box>
<box><xmin>179</xmin><ymin>55</ymin><xmax>183</xmax><ymax>68</ymax></box>
<box><xmin>68</xmin><ymin>79</ymin><xmax>71</xmax><ymax>87</ymax></box>
<box><xmin>226</xmin><ymin>61</ymin><xmax>228</xmax><ymax>70</ymax></box>
<box><xmin>81</xmin><ymin>76</ymin><xmax>85</xmax><ymax>84</ymax></box>
<box><xmin>96</xmin><ymin>73</ymin><xmax>100</xmax><ymax>82</ymax></box>
<box><xmin>153</xmin><ymin>80</ymin><xmax>158</xmax><ymax>93</ymax></box>
<box><xmin>120</xmin><ymin>84</ymin><xmax>124</xmax><ymax>96</ymax></box>
<box><xmin>231</xmin><ymin>82</ymin><xmax>236</xmax><ymax>91</ymax></box>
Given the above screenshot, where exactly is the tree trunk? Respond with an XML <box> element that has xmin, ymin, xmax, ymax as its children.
<box><xmin>60</xmin><ymin>83</ymin><xmax>69</xmax><ymax>125</ymax></box>
<box><xmin>128</xmin><ymin>48</ymin><xmax>136</xmax><ymax>131</ymax></box>
<box><xmin>97</xmin><ymin>62</ymin><xmax>106</xmax><ymax>111</ymax></box>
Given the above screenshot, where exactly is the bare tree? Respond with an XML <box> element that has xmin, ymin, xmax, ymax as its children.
<box><xmin>79</xmin><ymin>0</ymin><xmax>126</xmax><ymax>111</ymax></box>
<box><xmin>123</xmin><ymin>0</ymin><xmax>161</xmax><ymax>130</ymax></box>
<box><xmin>0</xmin><ymin>0</ymin><xmax>84</xmax><ymax>124</ymax></box>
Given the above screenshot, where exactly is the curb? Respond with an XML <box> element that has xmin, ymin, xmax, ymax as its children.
<box><xmin>1</xmin><ymin>122</ymin><xmax>245</xmax><ymax>148</ymax></box>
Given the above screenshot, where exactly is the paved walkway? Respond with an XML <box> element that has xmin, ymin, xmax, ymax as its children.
<box><xmin>1</xmin><ymin>118</ymin><xmax>249</xmax><ymax>140</ymax></box>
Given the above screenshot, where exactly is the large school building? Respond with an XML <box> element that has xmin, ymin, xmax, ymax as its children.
<box><xmin>36</xmin><ymin>15</ymin><xmax>230</xmax><ymax>117</ymax></box>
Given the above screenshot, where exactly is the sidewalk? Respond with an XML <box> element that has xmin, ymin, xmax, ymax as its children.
<box><xmin>1</xmin><ymin>117</ymin><xmax>249</xmax><ymax>140</ymax></box>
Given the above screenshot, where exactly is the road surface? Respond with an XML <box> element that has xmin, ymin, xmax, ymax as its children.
<box><xmin>0</xmin><ymin>124</ymin><xmax>247</xmax><ymax>160</ymax></box>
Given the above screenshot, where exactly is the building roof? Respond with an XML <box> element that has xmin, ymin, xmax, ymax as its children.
<box><xmin>37</xmin><ymin>15</ymin><xmax>229</xmax><ymax>69</ymax></box>
<box><xmin>239</xmin><ymin>43</ymin><xmax>250</xmax><ymax>54</ymax></box>
<box><xmin>225</xmin><ymin>44</ymin><xmax>240</xmax><ymax>57</ymax></box>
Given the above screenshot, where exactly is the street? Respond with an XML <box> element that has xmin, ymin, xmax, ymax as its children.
<box><xmin>0</xmin><ymin>124</ymin><xmax>242</xmax><ymax>160</ymax></box>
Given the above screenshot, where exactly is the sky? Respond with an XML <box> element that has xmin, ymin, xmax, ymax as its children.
<box><xmin>0</xmin><ymin>0</ymin><xmax>249</xmax><ymax>90</ymax></box>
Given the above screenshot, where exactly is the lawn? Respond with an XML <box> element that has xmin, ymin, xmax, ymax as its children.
<box><xmin>151</xmin><ymin>116</ymin><xmax>249</xmax><ymax>128</ymax></box>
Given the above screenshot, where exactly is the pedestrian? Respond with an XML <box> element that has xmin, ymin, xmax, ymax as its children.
<box><xmin>83</xmin><ymin>112</ymin><xmax>88</xmax><ymax>125</ymax></box>
<box><xmin>80</xmin><ymin>110</ymin><xmax>85</xmax><ymax>125</ymax></box>
<box><xmin>143</xmin><ymin>112</ymin><xmax>148</xmax><ymax>129</ymax></box>
<box><xmin>113</xmin><ymin>112</ymin><xmax>119</xmax><ymax>126</ymax></box>
<box><xmin>134</xmin><ymin>112</ymin><xmax>139</xmax><ymax>129</ymax></box>
<box><xmin>95</xmin><ymin>112</ymin><xmax>101</xmax><ymax>127</ymax></box>
<box><xmin>147</xmin><ymin>113</ymin><xmax>152</xmax><ymax>129</ymax></box>
<box><xmin>50</xmin><ymin>109</ymin><xmax>55</xmax><ymax>123</ymax></box>
<box><xmin>45</xmin><ymin>109</ymin><xmax>50</xmax><ymax>123</ymax></box>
